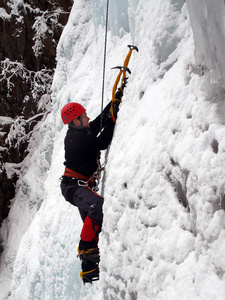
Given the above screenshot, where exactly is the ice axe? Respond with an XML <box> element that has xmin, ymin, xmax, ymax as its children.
<box><xmin>111</xmin><ymin>45</ymin><xmax>138</xmax><ymax>99</ymax></box>
<box><xmin>110</xmin><ymin>45</ymin><xmax>138</xmax><ymax>119</ymax></box>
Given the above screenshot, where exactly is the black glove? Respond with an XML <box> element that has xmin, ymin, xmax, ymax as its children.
<box><xmin>115</xmin><ymin>88</ymin><xmax>123</xmax><ymax>100</ymax></box>
<box><xmin>111</xmin><ymin>99</ymin><xmax>121</xmax><ymax>120</ymax></box>
<box><xmin>121</xmin><ymin>77</ymin><xmax>128</xmax><ymax>91</ymax></box>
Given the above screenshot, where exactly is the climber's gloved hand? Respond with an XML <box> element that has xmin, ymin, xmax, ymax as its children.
<box><xmin>121</xmin><ymin>77</ymin><xmax>128</xmax><ymax>91</ymax></box>
<box><xmin>108</xmin><ymin>87</ymin><xmax>123</xmax><ymax>122</ymax></box>
<box><xmin>108</xmin><ymin>98</ymin><xmax>121</xmax><ymax>122</ymax></box>
<box><xmin>115</xmin><ymin>88</ymin><xmax>123</xmax><ymax>100</ymax></box>
<box><xmin>109</xmin><ymin>99</ymin><xmax>121</xmax><ymax>122</ymax></box>
<box><xmin>112</xmin><ymin>99</ymin><xmax>121</xmax><ymax>119</ymax></box>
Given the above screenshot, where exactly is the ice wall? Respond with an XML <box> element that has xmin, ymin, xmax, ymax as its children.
<box><xmin>91</xmin><ymin>0</ymin><xmax>129</xmax><ymax>38</ymax></box>
<box><xmin>187</xmin><ymin>0</ymin><xmax>225</xmax><ymax>87</ymax></box>
<box><xmin>2</xmin><ymin>0</ymin><xmax>225</xmax><ymax>299</ymax></box>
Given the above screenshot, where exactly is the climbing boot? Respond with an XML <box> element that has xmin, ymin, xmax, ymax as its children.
<box><xmin>77</xmin><ymin>239</ymin><xmax>100</xmax><ymax>264</ymax></box>
<box><xmin>80</xmin><ymin>260</ymin><xmax>99</xmax><ymax>284</ymax></box>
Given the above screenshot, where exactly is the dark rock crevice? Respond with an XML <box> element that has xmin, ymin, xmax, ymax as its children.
<box><xmin>0</xmin><ymin>0</ymin><xmax>73</xmax><ymax>227</ymax></box>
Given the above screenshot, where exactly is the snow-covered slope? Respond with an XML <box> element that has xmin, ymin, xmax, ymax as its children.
<box><xmin>1</xmin><ymin>0</ymin><xmax>225</xmax><ymax>299</ymax></box>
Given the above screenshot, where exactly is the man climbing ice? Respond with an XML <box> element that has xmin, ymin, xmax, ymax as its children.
<box><xmin>60</xmin><ymin>91</ymin><xmax>122</xmax><ymax>283</ymax></box>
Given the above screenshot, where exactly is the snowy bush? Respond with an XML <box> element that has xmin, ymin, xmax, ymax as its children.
<box><xmin>6</xmin><ymin>116</ymin><xmax>27</xmax><ymax>148</ymax></box>
<box><xmin>32</xmin><ymin>8</ymin><xmax>64</xmax><ymax>57</ymax></box>
<box><xmin>6</xmin><ymin>111</ymin><xmax>50</xmax><ymax>149</ymax></box>
<box><xmin>0</xmin><ymin>58</ymin><xmax>53</xmax><ymax>100</ymax></box>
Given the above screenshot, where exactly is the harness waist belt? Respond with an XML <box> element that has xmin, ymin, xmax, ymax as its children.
<box><xmin>64</xmin><ymin>167</ymin><xmax>89</xmax><ymax>181</ymax></box>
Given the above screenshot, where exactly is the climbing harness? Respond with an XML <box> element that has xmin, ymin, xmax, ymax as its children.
<box><xmin>63</xmin><ymin>167</ymin><xmax>100</xmax><ymax>192</ymax></box>
<box><xmin>64</xmin><ymin>167</ymin><xmax>89</xmax><ymax>181</ymax></box>
<box><xmin>85</xmin><ymin>170</ymin><xmax>102</xmax><ymax>192</ymax></box>
<box><xmin>76</xmin><ymin>172</ymin><xmax>101</xmax><ymax>193</ymax></box>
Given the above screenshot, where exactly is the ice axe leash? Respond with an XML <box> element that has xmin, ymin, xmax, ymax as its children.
<box><xmin>109</xmin><ymin>45</ymin><xmax>139</xmax><ymax>119</ymax></box>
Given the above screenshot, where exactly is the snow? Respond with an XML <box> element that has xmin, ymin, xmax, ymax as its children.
<box><xmin>0</xmin><ymin>8</ymin><xmax>10</xmax><ymax>19</ymax></box>
<box><xmin>0</xmin><ymin>117</ymin><xmax>14</xmax><ymax>125</ymax></box>
<box><xmin>1</xmin><ymin>0</ymin><xmax>225</xmax><ymax>299</ymax></box>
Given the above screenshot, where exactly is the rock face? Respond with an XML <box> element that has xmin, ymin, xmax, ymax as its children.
<box><xmin>0</xmin><ymin>0</ymin><xmax>73</xmax><ymax>227</ymax></box>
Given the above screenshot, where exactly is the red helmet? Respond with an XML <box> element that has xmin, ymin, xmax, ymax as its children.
<box><xmin>61</xmin><ymin>102</ymin><xmax>86</xmax><ymax>125</ymax></box>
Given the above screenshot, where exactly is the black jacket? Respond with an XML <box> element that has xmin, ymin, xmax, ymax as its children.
<box><xmin>63</xmin><ymin>102</ymin><xmax>115</xmax><ymax>177</ymax></box>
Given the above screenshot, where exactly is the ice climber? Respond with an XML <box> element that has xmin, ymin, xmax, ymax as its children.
<box><xmin>60</xmin><ymin>91</ymin><xmax>122</xmax><ymax>283</ymax></box>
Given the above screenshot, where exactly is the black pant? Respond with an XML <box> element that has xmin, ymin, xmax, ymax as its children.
<box><xmin>60</xmin><ymin>178</ymin><xmax>104</xmax><ymax>222</ymax></box>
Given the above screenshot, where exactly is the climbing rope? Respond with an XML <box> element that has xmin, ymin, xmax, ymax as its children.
<box><xmin>100</xmin><ymin>0</ymin><xmax>110</xmax><ymax>131</ymax></box>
